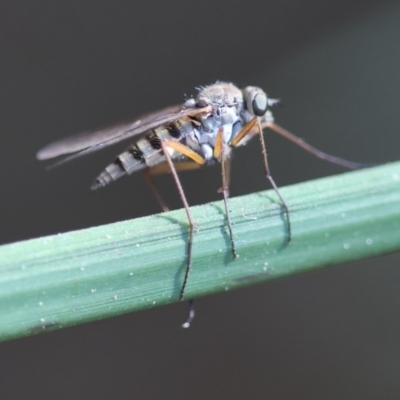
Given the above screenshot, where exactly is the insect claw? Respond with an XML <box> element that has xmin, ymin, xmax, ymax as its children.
<box><xmin>181</xmin><ymin>299</ymin><xmax>195</xmax><ymax>329</ymax></box>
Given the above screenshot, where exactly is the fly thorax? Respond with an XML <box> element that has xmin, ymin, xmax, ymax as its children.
<box><xmin>200</xmin><ymin>143</ymin><xmax>214</xmax><ymax>161</ymax></box>
<box><xmin>185</xmin><ymin>127</ymin><xmax>202</xmax><ymax>154</ymax></box>
<box><xmin>218</xmin><ymin>104</ymin><xmax>240</xmax><ymax>126</ymax></box>
<box><xmin>197</xmin><ymin>117</ymin><xmax>221</xmax><ymax>145</ymax></box>
<box><xmin>196</xmin><ymin>82</ymin><xmax>243</xmax><ymax>107</ymax></box>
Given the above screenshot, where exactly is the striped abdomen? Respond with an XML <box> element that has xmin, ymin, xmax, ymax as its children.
<box><xmin>91</xmin><ymin>118</ymin><xmax>198</xmax><ymax>189</ymax></box>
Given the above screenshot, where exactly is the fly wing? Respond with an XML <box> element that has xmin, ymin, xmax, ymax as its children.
<box><xmin>37</xmin><ymin>104</ymin><xmax>212</xmax><ymax>165</ymax></box>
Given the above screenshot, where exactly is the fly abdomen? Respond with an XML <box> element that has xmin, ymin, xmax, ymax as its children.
<box><xmin>164</xmin><ymin>120</ymin><xmax>185</xmax><ymax>139</ymax></box>
<box><xmin>91</xmin><ymin>144</ymin><xmax>145</xmax><ymax>190</ymax></box>
<box><xmin>92</xmin><ymin>118</ymin><xmax>199</xmax><ymax>189</ymax></box>
<box><xmin>147</xmin><ymin>131</ymin><xmax>162</xmax><ymax>150</ymax></box>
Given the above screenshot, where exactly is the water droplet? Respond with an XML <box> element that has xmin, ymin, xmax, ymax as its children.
<box><xmin>341</xmin><ymin>213</ymin><xmax>346</xmax><ymax>218</ymax></box>
<box><xmin>38</xmin><ymin>301</ymin><xmax>43</xmax><ymax>306</ymax></box>
<box><xmin>324</xmin><ymin>232</ymin><xmax>330</xmax><ymax>238</ymax></box>
<box><xmin>366</xmin><ymin>238</ymin><xmax>373</xmax><ymax>245</ymax></box>
<box><xmin>105</xmin><ymin>235</ymin><xmax>112</xmax><ymax>239</ymax></box>
<box><xmin>392</xmin><ymin>173</ymin><xmax>399</xmax><ymax>181</ymax></box>
<box><xmin>80</xmin><ymin>267</ymin><xmax>85</xmax><ymax>271</ymax></box>
<box><xmin>113</xmin><ymin>295</ymin><xmax>118</xmax><ymax>300</ymax></box>
<box><xmin>343</xmin><ymin>243</ymin><xmax>350</xmax><ymax>249</ymax></box>
<box><xmin>91</xmin><ymin>289</ymin><xmax>96</xmax><ymax>293</ymax></box>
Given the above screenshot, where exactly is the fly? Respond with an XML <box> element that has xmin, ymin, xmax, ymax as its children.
<box><xmin>37</xmin><ymin>82</ymin><xmax>371</xmax><ymax>328</ymax></box>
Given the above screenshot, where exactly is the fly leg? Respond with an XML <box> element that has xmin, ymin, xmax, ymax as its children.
<box><xmin>262</xmin><ymin>121</ymin><xmax>374</xmax><ymax>169</ymax></box>
<box><xmin>144</xmin><ymin>169</ymin><xmax>170</xmax><ymax>212</ymax></box>
<box><xmin>231</xmin><ymin>117</ymin><xmax>292</xmax><ymax>243</ymax></box>
<box><xmin>214</xmin><ymin>127</ymin><xmax>237</xmax><ymax>258</ymax></box>
<box><xmin>145</xmin><ymin>162</ymin><xmax>202</xmax><ymax>212</ymax></box>
<box><xmin>160</xmin><ymin>140</ymin><xmax>206</xmax><ymax>328</ymax></box>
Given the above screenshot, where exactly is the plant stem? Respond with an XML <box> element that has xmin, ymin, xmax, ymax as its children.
<box><xmin>1</xmin><ymin>162</ymin><xmax>400</xmax><ymax>341</ymax></box>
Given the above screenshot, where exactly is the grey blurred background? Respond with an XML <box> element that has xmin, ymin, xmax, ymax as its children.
<box><xmin>1</xmin><ymin>1</ymin><xmax>400</xmax><ymax>399</ymax></box>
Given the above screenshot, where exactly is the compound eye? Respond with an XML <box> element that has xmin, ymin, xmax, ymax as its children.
<box><xmin>252</xmin><ymin>93</ymin><xmax>268</xmax><ymax>116</ymax></box>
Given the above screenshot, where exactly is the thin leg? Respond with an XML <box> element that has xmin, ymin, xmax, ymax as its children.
<box><xmin>219</xmin><ymin>137</ymin><xmax>237</xmax><ymax>258</ymax></box>
<box><xmin>262</xmin><ymin>121</ymin><xmax>374</xmax><ymax>169</ymax></box>
<box><xmin>160</xmin><ymin>141</ymin><xmax>196</xmax><ymax>328</ymax></box>
<box><xmin>256</xmin><ymin>118</ymin><xmax>292</xmax><ymax>242</ymax></box>
<box><xmin>144</xmin><ymin>168</ymin><xmax>169</xmax><ymax>212</ymax></box>
<box><xmin>231</xmin><ymin>117</ymin><xmax>292</xmax><ymax>242</ymax></box>
<box><xmin>181</xmin><ymin>299</ymin><xmax>195</xmax><ymax>329</ymax></box>
<box><xmin>144</xmin><ymin>162</ymin><xmax>202</xmax><ymax>212</ymax></box>
<box><xmin>150</xmin><ymin>162</ymin><xmax>202</xmax><ymax>174</ymax></box>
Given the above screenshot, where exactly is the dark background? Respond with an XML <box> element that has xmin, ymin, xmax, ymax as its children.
<box><xmin>1</xmin><ymin>1</ymin><xmax>400</xmax><ymax>399</ymax></box>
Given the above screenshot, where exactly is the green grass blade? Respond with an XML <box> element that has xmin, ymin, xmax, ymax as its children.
<box><xmin>1</xmin><ymin>162</ymin><xmax>400</xmax><ymax>341</ymax></box>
